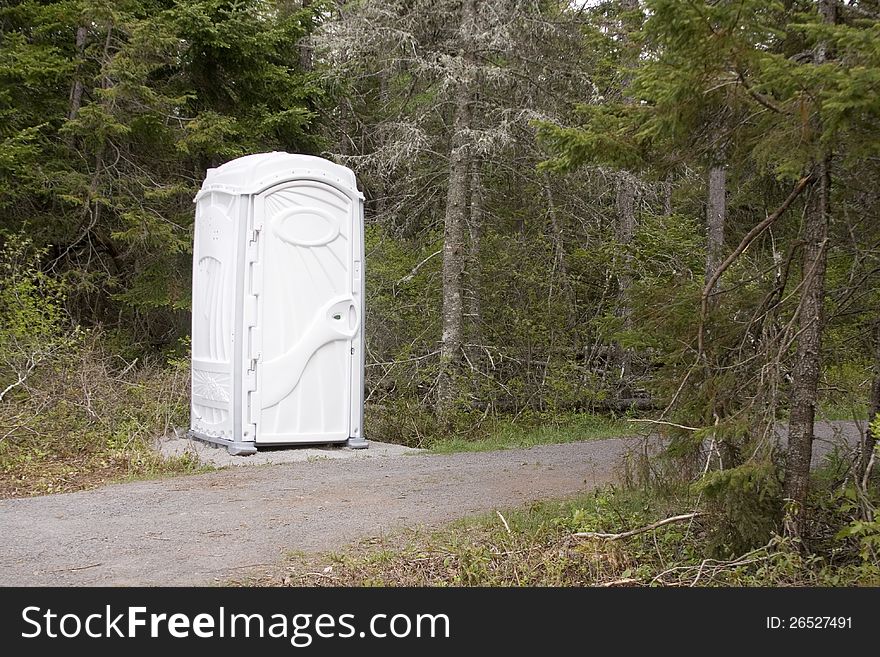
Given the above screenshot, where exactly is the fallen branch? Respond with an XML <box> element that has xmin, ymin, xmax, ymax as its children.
<box><xmin>697</xmin><ymin>174</ymin><xmax>813</xmax><ymax>357</ymax></box>
<box><xmin>575</xmin><ymin>512</ymin><xmax>703</xmax><ymax>541</ymax></box>
<box><xmin>650</xmin><ymin>540</ymin><xmax>777</xmax><ymax>586</ymax></box>
<box><xmin>600</xmin><ymin>578</ymin><xmax>640</xmax><ymax>587</ymax></box>
<box><xmin>303</xmin><ymin>572</ymin><xmax>338</xmax><ymax>580</ymax></box>
<box><xmin>627</xmin><ymin>418</ymin><xmax>701</xmax><ymax>432</ymax></box>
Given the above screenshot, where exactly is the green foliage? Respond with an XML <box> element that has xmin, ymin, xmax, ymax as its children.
<box><xmin>696</xmin><ymin>462</ymin><xmax>784</xmax><ymax>557</ymax></box>
<box><xmin>537</xmin><ymin>104</ymin><xmax>652</xmax><ymax>172</ymax></box>
<box><xmin>638</xmin><ymin>0</ymin><xmax>880</xmax><ymax>177</ymax></box>
<box><xmin>818</xmin><ymin>361</ymin><xmax>870</xmax><ymax>419</ymax></box>
<box><xmin>0</xmin><ymin>233</ymin><xmax>204</xmax><ymax>496</ymax></box>
<box><xmin>838</xmin><ymin>518</ymin><xmax>880</xmax><ymax>563</ymax></box>
<box><xmin>0</xmin><ymin>233</ymin><xmax>71</xmax><ymax>348</ymax></box>
<box><xmin>0</xmin><ymin>0</ymin><xmax>328</xmax><ymax>335</ymax></box>
<box><xmin>621</xmin><ymin>212</ymin><xmax>704</xmax><ymax>352</ymax></box>
<box><xmin>0</xmin><ymin>233</ymin><xmax>79</xmax><ymax>402</ymax></box>
<box><xmin>365</xmin><ymin>395</ymin><xmax>629</xmax><ymax>453</ymax></box>
<box><xmin>427</xmin><ymin>413</ymin><xmax>630</xmax><ymax>454</ymax></box>
<box><xmin>832</xmin><ymin>413</ymin><xmax>880</xmax><ymax>562</ymax></box>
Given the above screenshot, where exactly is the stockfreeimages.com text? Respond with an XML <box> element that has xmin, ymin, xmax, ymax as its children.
<box><xmin>21</xmin><ymin>605</ymin><xmax>450</xmax><ymax>646</ymax></box>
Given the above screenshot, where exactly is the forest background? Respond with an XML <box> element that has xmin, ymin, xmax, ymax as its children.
<box><xmin>1</xmin><ymin>0</ymin><xmax>879</xmax><ymax>582</ymax></box>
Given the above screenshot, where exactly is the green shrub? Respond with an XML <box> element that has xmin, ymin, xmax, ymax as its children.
<box><xmin>696</xmin><ymin>462</ymin><xmax>784</xmax><ymax>557</ymax></box>
<box><xmin>0</xmin><ymin>236</ymin><xmax>203</xmax><ymax>496</ymax></box>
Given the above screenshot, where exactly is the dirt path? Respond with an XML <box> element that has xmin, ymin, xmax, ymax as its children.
<box><xmin>0</xmin><ymin>422</ymin><xmax>861</xmax><ymax>586</ymax></box>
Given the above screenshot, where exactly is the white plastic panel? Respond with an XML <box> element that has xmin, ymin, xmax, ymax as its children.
<box><xmin>253</xmin><ymin>180</ymin><xmax>359</xmax><ymax>444</ymax></box>
<box><xmin>190</xmin><ymin>191</ymin><xmax>240</xmax><ymax>441</ymax></box>
<box><xmin>348</xmin><ymin>200</ymin><xmax>365</xmax><ymax>442</ymax></box>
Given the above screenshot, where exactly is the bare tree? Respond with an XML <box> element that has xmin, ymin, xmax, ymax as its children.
<box><xmin>860</xmin><ymin>320</ymin><xmax>880</xmax><ymax>481</ymax></box>
<box><xmin>613</xmin><ymin>172</ymin><xmax>637</xmax><ymax>387</ymax></box>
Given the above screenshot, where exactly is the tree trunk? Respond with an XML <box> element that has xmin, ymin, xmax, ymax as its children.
<box><xmin>299</xmin><ymin>0</ymin><xmax>314</xmax><ymax>72</ymax></box>
<box><xmin>64</xmin><ymin>25</ymin><xmax>88</xmax><ymax>148</ymax></box>
<box><xmin>782</xmin><ymin>0</ymin><xmax>836</xmax><ymax>542</ymax></box>
<box><xmin>783</xmin><ymin>160</ymin><xmax>830</xmax><ymax>540</ymax></box>
<box><xmin>68</xmin><ymin>26</ymin><xmax>88</xmax><ymax>121</ymax></box>
<box><xmin>609</xmin><ymin>1</ymin><xmax>640</xmax><ymax>397</ymax></box>
<box><xmin>545</xmin><ymin>174</ymin><xmax>575</xmax><ymax>336</ymax></box>
<box><xmin>706</xmin><ymin>162</ymin><xmax>726</xmax><ymax>295</ymax></box>
<box><xmin>612</xmin><ymin>171</ymin><xmax>637</xmax><ymax>390</ymax></box>
<box><xmin>437</xmin><ymin>1</ymin><xmax>477</xmax><ymax>419</ymax></box>
<box><xmin>465</xmin><ymin>159</ymin><xmax>483</xmax><ymax>366</ymax></box>
<box><xmin>545</xmin><ymin>175</ymin><xmax>568</xmax><ymax>283</ymax></box>
<box><xmin>375</xmin><ymin>68</ymin><xmax>390</xmax><ymax>223</ymax></box>
<box><xmin>860</xmin><ymin>320</ymin><xmax>880</xmax><ymax>481</ymax></box>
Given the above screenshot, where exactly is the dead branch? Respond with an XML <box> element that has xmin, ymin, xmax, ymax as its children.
<box><xmin>600</xmin><ymin>578</ymin><xmax>640</xmax><ymax>587</ymax></box>
<box><xmin>395</xmin><ymin>249</ymin><xmax>442</xmax><ymax>287</ymax></box>
<box><xmin>575</xmin><ymin>512</ymin><xmax>703</xmax><ymax>541</ymax></box>
<box><xmin>697</xmin><ymin>174</ymin><xmax>813</xmax><ymax>357</ymax></box>
<box><xmin>50</xmin><ymin>563</ymin><xmax>103</xmax><ymax>573</ymax></box>
<box><xmin>303</xmin><ymin>572</ymin><xmax>339</xmax><ymax>580</ymax></box>
<box><xmin>650</xmin><ymin>540</ymin><xmax>777</xmax><ymax>586</ymax></box>
<box><xmin>365</xmin><ymin>350</ymin><xmax>440</xmax><ymax>368</ymax></box>
<box><xmin>627</xmin><ymin>418</ymin><xmax>701</xmax><ymax>432</ymax></box>
<box><xmin>0</xmin><ymin>357</ymin><xmax>37</xmax><ymax>404</ymax></box>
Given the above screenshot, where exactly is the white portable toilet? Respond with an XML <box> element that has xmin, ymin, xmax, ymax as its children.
<box><xmin>189</xmin><ymin>152</ymin><xmax>366</xmax><ymax>455</ymax></box>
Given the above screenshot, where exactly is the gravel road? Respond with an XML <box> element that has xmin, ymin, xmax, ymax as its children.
<box><xmin>0</xmin><ymin>421</ymin><xmax>862</xmax><ymax>586</ymax></box>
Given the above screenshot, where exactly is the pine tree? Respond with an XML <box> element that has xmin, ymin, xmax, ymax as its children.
<box><xmin>539</xmin><ymin>0</ymin><xmax>880</xmax><ymax>541</ymax></box>
<box><xmin>1</xmin><ymin>0</ymin><xmax>327</xmax><ymax>339</ymax></box>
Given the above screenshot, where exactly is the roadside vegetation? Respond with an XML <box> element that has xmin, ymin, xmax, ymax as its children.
<box><xmin>0</xmin><ymin>328</ymin><xmax>205</xmax><ymax>498</ymax></box>
<box><xmin>0</xmin><ymin>238</ymin><xmax>203</xmax><ymax>498</ymax></box>
<box><xmin>257</xmin><ymin>468</ymin><xmax>879</xmax><ymax>587</ymax></box>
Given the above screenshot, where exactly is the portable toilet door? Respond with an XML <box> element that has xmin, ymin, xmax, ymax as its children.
<box><xmin>189</xmin><ymin>152</ymin><xmax>366</xmax><ymax>455</ymax></box>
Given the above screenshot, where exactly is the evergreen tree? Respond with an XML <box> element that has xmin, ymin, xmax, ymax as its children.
<box><xmin>1</xmin><ymin>0</ymin><xmax>327</xmax><ymax>340</ymax></box>
<box><xmin>539</xmin><ymin>0</ymin><xmax>880</xmax><ymax>542</ymax></box>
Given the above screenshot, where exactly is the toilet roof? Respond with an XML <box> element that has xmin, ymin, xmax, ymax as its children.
<box><xmin>195</xmin><ymin>152</ymin><xmax>360</xmax><ymax>200</ymax></box>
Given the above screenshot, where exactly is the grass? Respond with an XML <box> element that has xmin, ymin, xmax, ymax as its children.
<box><xmin>427</xmin><ymin>413</ymin><xmax>633</xmax><ymax>454</ymax></box>
<box><xmin>0</xmin><ymin>447</ymin><xmax>209</xmax><ymax>498</ymax></box>
<box><xmin>244</xmin><ymin>484</ymin><xmax>880</xmax><ymax>588</ymax></box>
